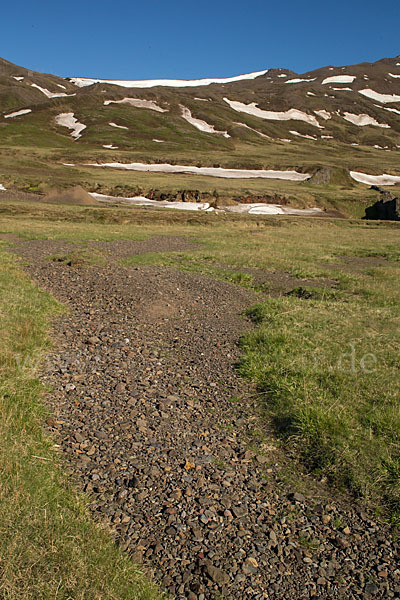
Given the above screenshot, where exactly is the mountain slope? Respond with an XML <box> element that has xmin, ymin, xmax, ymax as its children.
<box><xmin>0</xmin><ymin>55</ymin><xmax>399</xmax><ymax>214</ymax></box>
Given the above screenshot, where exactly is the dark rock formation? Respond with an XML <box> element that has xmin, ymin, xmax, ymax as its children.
<box><xmin>365</xmin><ymin>187</ymin><xmax>400</xmax><ymax>220</ymax></box>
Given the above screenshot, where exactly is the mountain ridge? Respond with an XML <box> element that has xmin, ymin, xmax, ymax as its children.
<box><xmin>0</xmin><ymin>54</ymin><xmax>399</xmax><ymax>216</ymax></box>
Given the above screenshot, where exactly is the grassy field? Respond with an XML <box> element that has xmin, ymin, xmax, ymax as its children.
<box><xmin>0</xmin><ymin>198</ymin><xmax>399</xmax><ymax>597</ymax></box>
<box><xmin>0</xmin><ymin>246</ymin><xmax>164</xmax><ymax>599</ymax></box>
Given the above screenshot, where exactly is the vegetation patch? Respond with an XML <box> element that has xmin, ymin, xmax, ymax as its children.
<box><xmin>240</xmin><ymin>295</ymin><xmax>400</xmax><ymax>519</ymax></box>
<box><xmin>287</xmin><ymin>286</ymin><xmax>342</xmax><ymax>301</ymax></box>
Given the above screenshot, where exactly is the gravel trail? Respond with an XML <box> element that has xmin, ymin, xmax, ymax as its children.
<box><xmin>10</xmin><ymin>238</ymin><xmax>400</xmax><ymax>600</ymax></box>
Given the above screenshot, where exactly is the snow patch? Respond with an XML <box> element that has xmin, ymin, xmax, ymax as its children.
<box><xmin>86</xmin><ymin>161</ymin><xmax>310</xmax><ymax>181</ymax></box>
<box><xmin>0</xmin><ymin>184</ymin><xmax>6</xmax><ymax>191</ymax></box>
<box><xmin>223</xmin><ymin>98</ymin><xmax>321</xmax><ymax>127</ymax></box>
<box><xmin>277</xmin><ymin>74</ymin><xmax>287</xmax><ymax>78</ymax></box>
<box><xmin>233</xmin><ymin>122</ymin><xmax>271</xmax><ymax>139</ymax></box>
<box><xmin>322</xmin><ymin>75</ymin><xmax>356</xmax><ymax>85</ymax></box>
<box><xmin>109</xmin><ymin>122</ymin><xmax>128</xmax><ymax>130</ymax></box>
<box><xmin>290</xmin><ymin>130</ymin><xmax>317</xmax><ymax>140</ymax></box>
<box><xmin>90</xmin><ymin>193</ymin><xmax>322</xmax><ymax>216</ymax></box>
<box><xmin>31</xmin><ymin>83</ymin><xmax>75</xmax><ymax>98</ymax></box>
<box><xmin>359</xmin><ymin>89</ymin><xmax>400</xmax><ymax>103</ymax></box>
<box><xmin>90</xmin><ymin>192</ymin><xmax>211</xmax><ymax>211</ymax></box>
<box><xmin>4</xmin><ymin>108</ymin><xmax>32</xmax><ymax>119</ymax></box>
<box><xmin>314</xmin><ymin>109</ymin><xmax>331</xmax><ymax>120</ymax></box>
<box><xmin>382</xmin><ymin>106</ymin><xmax>400</xmax><ymax>115</ymax></box>
<box><xmin>13</xmin><ymin>76</ymin><xmax>24</xmax><ymax>81</ymax></box>
<box><xmin>55</xmin><ymin>113</ymin><xmax>86</xmax><ymax>139</ymax></box>
<box><xmin>180</xmin><ymin>105</ymin><xmax>230</xmax><ymax>137</ymax></box>
<box><xmin>285</xmin><ymin>78</ymin><xmax>316</xmax><ymax>84</ymax></box>
<box><xmin>68</xmin><ymin>69</ymin><xmax>270</xmax><ymax>89</ymax></box>
<box><xmin>103</xmin><ymin>144</ymin><xmax>118</xmax><ymax>149</ymax></box>
<box><xmin>57</xmin><ymin>83</ymin><xmax>67</xmax><ymax>89</ymax></box>
<box><xmin>225</xmin><ymin>203</ymin><xmax>323</xmax><ymax>216</ymax></box>
<box><xmin>332</xmin><ymin>87</ymin><xmax>353</xmax><ymax>91</ymax></box>
<box><xmin>321</xmin><ymin>135</ymin><xmax>334</xmax><ymax>139</ymax></box>
<box><xmin>307</xmin><ymin>92</ymin><xmax>316</xmax><ymax>96</ymax></box>
<box><xmin>343</xmin><ymin>112</ymin><xmax>390</xmax><ymax>128</ymax></box>
<box><xmin>194</xmin><ymin>97</ymin><xmax>208</xmax><ymax>101</ymax></box>
<box><xmin>350</xmin><ymin>171</ymin><xmax>400</xmax><ymax>186</ymax></box>
<box><xmin>153</xmin><ymin>139</ymin><xmax>165</xmax><ymax>142</ymax></box>
<box><xmin>104</xmin><ymin>98</ymin><xmax>166</xmax><ymax>112</ymax></box>
<box><xmin>389</xmin><ymin>73</ymin><xmax>400</xmax><ymax>78</ymax></box>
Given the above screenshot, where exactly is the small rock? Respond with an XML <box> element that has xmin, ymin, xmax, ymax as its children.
<box><xmin>322</xmin><ymin>515</ymin><xmax>331</xmax><ymax>525</ymax></box>
<box><xmin>242</xmin><ymin>557</ymin><xmax>258</xmax><ymax>574</ymax></box>
<box><xmin>204</xmin><ymin>561</ymin><xmax>229</xmax><ymax>586</ymax></box>
<box><xmin>232</xmin><ymin>504</ymin><xmax>248</xmax><ymax>518</ymax></box>
<box><xmin>292</xmin><ymin>492</ymin><xmax>306</xmax><ymax>503</ymax></box>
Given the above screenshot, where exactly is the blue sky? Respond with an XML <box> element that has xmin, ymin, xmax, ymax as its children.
<box><xmin>2</xmin><ymin>0</ymin><xmax>399</xmax><ymax>79</ymax></box>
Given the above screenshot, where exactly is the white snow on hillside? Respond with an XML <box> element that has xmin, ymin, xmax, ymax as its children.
<box><xmin>343</xmin><ymin>112</ymin><xmax>390</xmax><ymax>128</ymax></box>
<box><xmin>322</xmin><ymin>75</ymin><xmax>356</xmax><ymax>85</ymax></box>
<box><xmin>389</xmin><ymin>73</ymin><xmax>400</xmax><ymax>78</ymax></box>
<box><xmin>68</xmin><ymin>69</ymin><xmax>270</xmax><ymax>89</ymax></box>
<box><xmin>89</xmin><ymin>192</ymin><xmax>322</xmax><ymax>216</ymax></box>
<box><xmin>277</xmin><ymin>74</ymin><xmax>287</xmax><ymax>78</ymax></box>
<box><xmin>223</xmin><ymin>98</ymin><xmax>321</xmax><ymax>127</ymax></box>
<box><xmin>55</xmin><ymin>113</ymin><xmax>86</xmax><ymax>139</ymax></box>
<box><xmin>332</xmin><ymin>87</ymin><xmax>353</xmax><ymax>91</ymax></box>
<box><xmin>321</xmin><ymin>135</ymin><xmax>334</xmax><ymax>139</ymax></box>
<box><xmin>153</xmin><ymin>139</ymin><xmax>165</xmax><ymax>143</ymax></box>
<box><xmin>290</xmin><ymin>131</ymin><xmax>317</xmax><ymax>140</ymax></box>
<box><xmin>285</xmin><ymin>78</ymin><xmax>316</xmax><ymax>84</ymax></box>
<box><xmin>86</xmin><ymin>161</ymin><xmax>310</xmax><ymax>180</ymax></box>
<box><xmin>4</xmin><ymin>108</ymin><xmax>32</xmax><ymax>119</ymax></box>
<box><xmin>314</xmin><ymin>109</ymin><xmax>331</xmax><ymax>120</ymax></box>
<box><xmin>90</xmin><ymin>192</ymin><xmax>211</xmax><ymax>211</ymax></box>
<box><xmin>233</xmin><ymin>122</ymin><xmax>271</xmax><ymax>139</ymax></box>
<box><xmin>104</xmin><ymin>98</ymin><xmax>167</xmax><ymax>112</ymax></box>
<box><xmin>0</xmin><ymin>184</ymin><xmax>6</xmax><ymax>191</ymax></box>
<box><xmin>57</xmin><ymin>83</ymin><xmax>67</xmax><ymax>89</ymax></box>
<box><xmin>359</xmin><ymin>89</ymin><xmax>400</xmax><ymax>103</ymax></box>
<box><xmin>31</xmin><ymin>83</ymin><xmax>75</xmax><ymax>98</ymax></box>
<box><xmin>103</xmin><ymin>144</ymin><xmax>118</xmax><ymax>149</ymax></box>
<box><xmin>350</xmin><ymin>171</ymin><xmax>400</xmax><ymax>186</ymax></box>
<box><xmin>382</xmin><ymin>107</ymin><xmax>400</xmax><ymax>115</ymax></box>
<box><xmin>13</xmin><ymin>76</ymin><xmax>24</xmax><ymax>81</ymax></box>
<box><xmin>194</xmin><ymin>97</ymin><xmax>208</xmax><ymax>101</ymax></box>
<box><xmin>109</xmin><ymin>122</ymin><xmax>128</xmax><ymax>129</ymax></box>
<box><xmin>180</xmin><ymin>105</ymin><xmax>230</xmax><ymax>137</ymax></box>
<box><xmin>225</xmin><ymin>204</ymin><xmax>323</xmax><ymax>216</ymax></box>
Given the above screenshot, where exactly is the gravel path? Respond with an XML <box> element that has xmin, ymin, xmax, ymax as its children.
<box><xmin>10</xmin><ymin>238</ymin><xmax>400</xmax><ymax>600</ymax></box>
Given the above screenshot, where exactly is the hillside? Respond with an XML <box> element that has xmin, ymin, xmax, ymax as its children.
<box><xmin>1</xmin><ymin>55</ymin><xmax>400</xmax><ymax>214</ymax></box>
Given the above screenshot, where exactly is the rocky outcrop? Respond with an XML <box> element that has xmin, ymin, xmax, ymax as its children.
<box><xmin>365</xmin><ymin>187</ymin><xmax>400</xmax><ymax>220</ymax></box>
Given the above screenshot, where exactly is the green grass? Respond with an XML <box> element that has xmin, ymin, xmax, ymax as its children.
<box><xmin>0</xmin><ymin>249</ymin><xmax>163</xmax><ymax>600</ymax></box>
<box><xmin>240</xmin><ymin>293</ymin><xmax>400</xmax><ymax>519</ymax></box>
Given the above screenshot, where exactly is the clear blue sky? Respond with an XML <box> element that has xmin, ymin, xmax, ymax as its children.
<box><xmin>2</xmin><ymin>0</ymin><xmax>399</xmax><ymax>79</ymax></box>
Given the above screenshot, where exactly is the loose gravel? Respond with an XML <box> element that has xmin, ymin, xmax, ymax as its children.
<box><xmin>9</xmin><ymin>237</ymin><xmax>400</xmax><ymax>599</ymax></box>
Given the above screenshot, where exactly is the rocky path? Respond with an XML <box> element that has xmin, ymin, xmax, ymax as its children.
<box><xmin>10</xmin><ymin>238</ymin><xmax>400</xmax><ymax>599</ymax></box>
